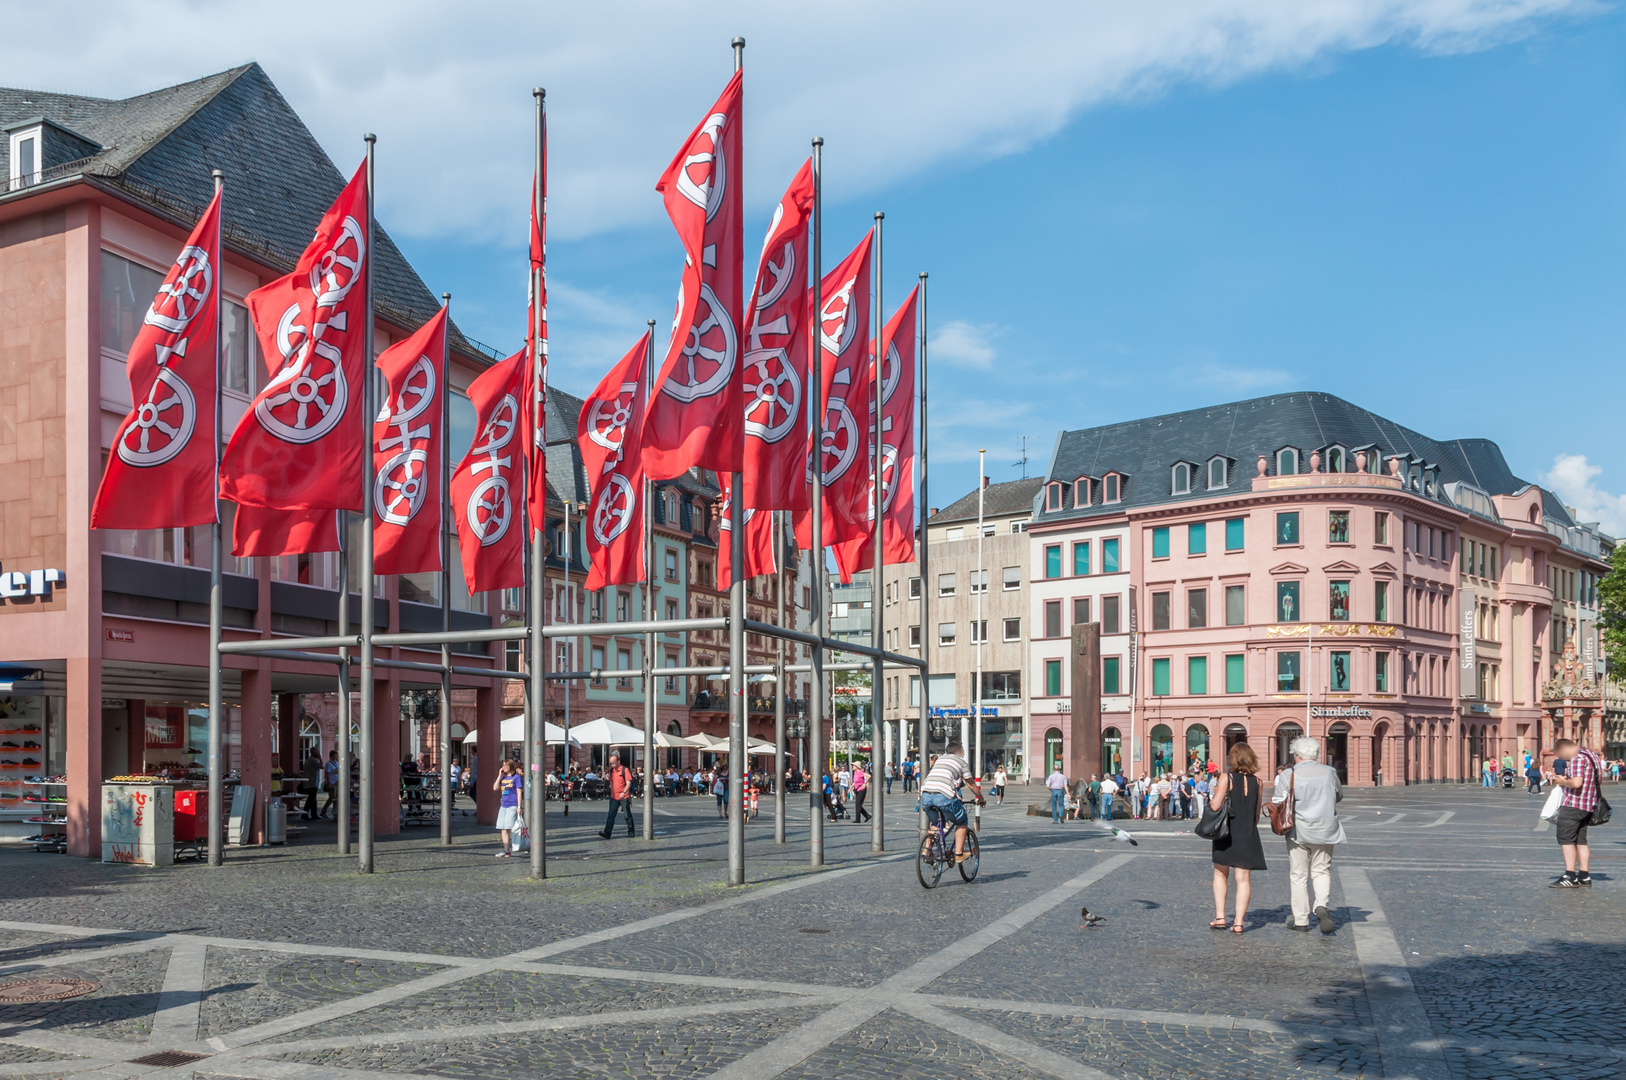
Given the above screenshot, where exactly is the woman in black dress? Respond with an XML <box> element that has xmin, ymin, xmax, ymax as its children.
<box><xmin>1209</xmin><ymin>742</ymin><xmax>1266</xmax><ymax>933</ymax></box>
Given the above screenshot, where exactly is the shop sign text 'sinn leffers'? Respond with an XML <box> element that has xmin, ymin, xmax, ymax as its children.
<box><xmin>0</xmin><ymin>563</ymin><xmax>65</xmax><ymax>602</ymax></box>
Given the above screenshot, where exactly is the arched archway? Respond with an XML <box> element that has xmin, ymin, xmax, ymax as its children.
<box><xmin>1274</xmin><ymin>722</ymin><xmax>1303</xmax><ymax>772</ymax></box>
<box><xmin>1185</xmin><ymin>724</ymin><xmax>1210</xmax><ymax>770</ymax></box>
<box><xmin>1372</xmin><ymin>720</ymin><xmax>1390</xmax><ymax>785</ymax></box>
<box><xmin>666</xmin><ymin>721</ymin><xmax>683</xmax><ymax>769</ymax></box>
<box><xmin>1044</xmin><ymin>727</ymin><xmax>1064</xmax><ymax>776</ymax></box>
<box><xmin>1150</xmin><ymin>724</ymin><xmax>1173</xmax><ymax>776</ymax></box>
<box><xmin>1223</xmin><ymin>724</ymin><xmax>1249</xmax><ymax>761</ymax></box>
<box><xmin>1100</xmin><ymin>727</ymin><xmax>1122</xmax><ymax>776</ymax></box>
<box><xmin>1326</xmin><ymin>722</ymin><xmax>1349</xmax><ymax>783</ymax></box>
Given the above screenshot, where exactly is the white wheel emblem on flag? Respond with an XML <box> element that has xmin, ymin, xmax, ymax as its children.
<box><xmin>585</xmin><ymin>383</ymin><xmax>638</xmax><ymax>466</ymax></box>
<box><xmin>819</xmin><ymin>277</ymin><xmax>859</xmax><ymax>357</ymax></box>
<box><xmin>117</xmin><ymin>367</ymin><xmax>196</xmax><ymax>467</ymax></box>
<box><xmin>381</xmin><ymin>356</ymin><xmax>436</xmax><ymax>425</ymax></box>
<box><xmin>675</xmin><ymin>112</ymin><xmax>728</xmax><ymax>223</ymax></box>
<box><xmin>144</xmin><ymin>245</ymin><xmax>213</xmax><ymax>334</ymax></box>
<box><xmin>818</xmin><ymin>396</ymin><xmax>859</xmax><ymax>484</ymax></box>
<box><xmin>743</xmin><ymin>347</ymin><xmax>801</xmax><ymax>444</ymax></box>
<box><xmin>879</xmin><ymin>443</ymin><xmax>899</xmax><ymax>515</ymax></box>
<box><xmin>310</xmin><ymin>216</ymin><xmax>365</xmax><ymax>306</ymax></box>
<box><xmin>663</xmin><ymin>283</ymin><xmax>735</xmax><ymax>403</ymax></box>
<box><xmin>592</xmin><ymin>473</ymin><xmax>636</xmax><ymax>545</ymax></box>
<box><xmin>880</xmin><ymin>339</ymin><xmax>903</xmax><ymax>406</ymax></box>
<box><xmin>466</xmin><ymin>393</ymin><xmax>518</xmax><ymax>546</ymax></box>
<box><xmin>375</xmin><ymin>450</ymin><xmax>429</xmax><ymax>525</ymax></box>
<box><xmin>258</xmin><ymin>304</ymin><xmax>348</xmax><ymax>444</ymax></box>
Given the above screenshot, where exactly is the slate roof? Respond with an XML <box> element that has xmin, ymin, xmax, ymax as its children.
<box><xmin>930</xmin><ymin>477</ymin><xmax>1044</xmax><ymax>526</ymax></box>
<box><xmin>0</xmin><ymin>64</ymin><xmax>492</xmax><ymax>361</ymax></box>
<box><xmin>1036</xmin><ymin>391</ymin><xmax>1577</xmax><ymax>528</ymax></box>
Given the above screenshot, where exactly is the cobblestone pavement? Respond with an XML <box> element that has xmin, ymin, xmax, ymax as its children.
<box><xmin>0</xmin><ymin>783</ymin><xmax>1621</xmax><ymax>1079</ymax></box>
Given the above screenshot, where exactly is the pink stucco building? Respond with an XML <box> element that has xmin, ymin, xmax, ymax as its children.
<box><xmin>1027</xmin><ymin>393</ymin><xmax>1612</xmax><ymax>786</ymax></box>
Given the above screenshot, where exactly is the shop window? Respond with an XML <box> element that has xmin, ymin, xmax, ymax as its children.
<box><xmin>1330</xmin><ymin>650</ymin><xmax>1351</xmax><ymax>692</ymax></box>
<box><xmin>982</xmin><ymin>671</ymin><xmax>1021</xmax><ymax>701</ymax></box>
<box><xmin>1276</xmin><ymin>511</ymin><xmax>1300</xmax><ymax>545</ymax></box>
<box><xmin>1277</xmin><ymin>651</ymin><xmax>1301</xmax><ymax>692</ymax></box>
<box><xmin>1277</xmin><ymin>581</ymin><xmax>1300</xmax><ymax>623</ymax></box>
<box><xmin>1329</xmin><ymin>510</ymin><xmax>1350</xmax><ymax>544</ymax></box>
<box><xmin>1329</xmin><ymin>580</ymin><xmax>1350</xmax><ymax>621</ymax></box>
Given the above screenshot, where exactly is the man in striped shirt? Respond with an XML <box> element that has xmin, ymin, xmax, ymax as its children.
<box><xmin>1545</xmin><ymin>739</ymin><xmax>1604</xmax><ymax>888</ymax></box>
<box><xmin>920</xmin><ymin>741</ymin><xmax>984</xmax><ymax>863</ymax></box>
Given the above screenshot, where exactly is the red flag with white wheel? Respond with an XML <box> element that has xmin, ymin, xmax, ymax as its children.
<box><xmin>741</xmin><ymin>158</ymin><xmax>813</xmax><ymax>511</ymax></box>
<box><xmin>794</xmin><ymin>229</ymin><xmax>874</xmax><ymax>582</ymax></box>
<box><xmin>230</xmin><ymin>503</ymin><xmax>341</xmax><ymax>557</ymax></box>
<box><xmin>578</xmin><ymin>332</ymin><xmax>650</xmax><ymax>591</ymax></box>
<box><xmin>641</xmin><ymin>71</ymin><xmax>744</xmax><ymax>479</ymax></box>
<box><xmin>834</xmin><ymin>285</ymin><xmax>919</xmax><ymax>572</ymax></box>
<box><xmin>450</xmin><ymin>347</ymin><xmax>526</xmax><ymax>594</ymax></box>
<box><xmin>219</xmin><ymin>163</ymin><xmax>369</xmax><ymax>510</ymax></box>
<box><xmin>91</xmin><ymin>189</ymin><xmax>224</xmax><ymax>530</ymax></box>
<box><xmin>371</xmin><ymin>308</ymin><xmax>447</xmax><ymax>576</ymax></box>
<box><xmin>523</xmin><ymin>165</ymin><xmax>549</xmax><ymax>536</ymax></box>
<box><xmin>717</xmin><ymin>477</ymin><xmax>777</xmax><ymax>589</ymax></box>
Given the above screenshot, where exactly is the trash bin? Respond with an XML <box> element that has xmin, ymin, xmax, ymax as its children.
<box><xmin>266</xmin><ymin>796</ymin><xmax>287</xmax><ymax>845</ymax></box>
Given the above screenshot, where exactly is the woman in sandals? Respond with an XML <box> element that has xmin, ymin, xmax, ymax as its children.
<box><xmin>1208</xmin><ymin>742</ymin><xmax>1266</xmax><ymax>933</ymax></box>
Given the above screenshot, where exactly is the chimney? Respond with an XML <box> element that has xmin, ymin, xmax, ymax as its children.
<box><xmin>929</xmin><ymin>508</ymin><xmax>939</xmax><ymax>517</ymax></box>
<box><xmin>982</xmin><ymin>476</ymin><xmax>990</xmax><ymax>490</ymax></box>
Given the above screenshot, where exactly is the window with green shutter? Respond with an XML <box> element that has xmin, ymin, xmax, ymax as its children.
<box><xmin>1188</xmin><ymin>655</ymin><xmax>1207</xmax><ymax>695</ymax></box>
<box><xmin>1225</xmin><ymin>517</ymin><xmax>1244</xmax><ymax>551</ymax></box>
<box><xmin>1188</xmin><ymin>522</ymin><xmax>1206</xmax><ymax>555</ymax></box>
<box><xmin>1073</xmin><ymin>541</ymin><xmax>1090</xmax><ymax>576</ymax></box>
<box><xmin>1152</xmin><ymin>658</ymin><xmax>1170</xmax><ymax>696</ymax></box>
<box><xmin>1045</xmin><ymin>545</ymin><xmax>1061</xmax><ymax>579</ymax></box>
<box><xmin>1046</xmin><ymin>659</ymin><xmax>1062</xmax><ymax>697</ymax></box>
<box><xmin>1225</xmin><ymin>654</ymin><xmax>1244</xmax><ymax>693</ymax></box>
<box><xmin>1152</xmin><ymin>527</ymin><xmax>1169</xmax><ymax>559</ymax></box>
<box><xmin>1103</xmin><ymin>538</ymin><xmax>1119</xmax><ymax>573</ymax></box>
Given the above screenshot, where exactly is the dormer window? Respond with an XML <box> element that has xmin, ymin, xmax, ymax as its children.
<box><xmin>1367</xmin><ymin>450</ymin><xmax>1383</xmax><ymax>475</ymax></box>
<box><xmin>1073</xmin><ymin>477</ymin><xmax>1091</xmax><ymax>508</ymax></box>
<box><xmin>1103</xmin><ymin>473</ymin><xmax>1122</xmax><ymax>504</ymax></box>
<box><xmin>1325</xmin><ymin>446</ymin><xmax>1346</xmax><ymax>473</ymax></box>
<box><xmin>1045</xmin><ymin>481</ymin><xmax>1063</xmax><ymax>512</ymax></box>
<box><xmin>7</xmin><ymin>125</ymin><xmax>42</xmax><ymax>190</ymax></box>
<box><xmin>1276</xmin><ymin>448</ymin><xmax>1299</xmax><ymax>476</ymax></box>
<box><xmin>1207</xmin><ymin>457</ymin><xmax>1228</xmax><ymax>490</ymax></box>
<box><xmin>1171</xmin><ymin>462</ymin><xmax>1192</xmax><ymax>495</ymax></box>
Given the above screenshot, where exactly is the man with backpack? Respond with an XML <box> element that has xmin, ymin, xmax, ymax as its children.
<box><xmin>1544</xmin><ymin>739</ymin><xmax>1608</xmax><ymax>888</ymax></box>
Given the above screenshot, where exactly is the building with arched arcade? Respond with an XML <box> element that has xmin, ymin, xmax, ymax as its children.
<box><xmin>1026</xmin><ymin>392</ymin><xmax>1612</xmax><ymax>785</ymax></box>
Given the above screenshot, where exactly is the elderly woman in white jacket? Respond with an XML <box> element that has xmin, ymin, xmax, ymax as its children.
<box><xmin>1273</xmin><ymin>736</ymin><xmax>1346</xmax><ymax>934</ymax></box>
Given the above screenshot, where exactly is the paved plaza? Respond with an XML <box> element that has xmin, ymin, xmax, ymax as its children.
<box><xmin>0</xmin><ymin>784</ymin><xmax>1622</xmax><ymax>1080</ymax></box>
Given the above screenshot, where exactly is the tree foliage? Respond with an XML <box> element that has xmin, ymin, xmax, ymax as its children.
<box><xmin>1598</xmin><ymin>544</ymin><xmax>1626</xmax><ymax>681</ymax></box>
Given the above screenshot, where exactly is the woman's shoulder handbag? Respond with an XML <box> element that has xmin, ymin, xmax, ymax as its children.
<box><xmin>1194</xmin><ymin>776</ymin><xmax>1231</xmax><ymax>842</ymax></box>
<box><xmin>1266</xmin><ymin>769</ymin><xmax>1295</xmax><ymax>836</ymax></box>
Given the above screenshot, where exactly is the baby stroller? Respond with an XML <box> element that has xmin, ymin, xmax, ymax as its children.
<box><xmin>1502</xmin><ymin>769</ymin><xmax>1514</xmax><ymax>789</ymax></box>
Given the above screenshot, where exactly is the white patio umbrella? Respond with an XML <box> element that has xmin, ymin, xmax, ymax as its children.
<box><xmin>568</xmin><ymin>717</ymin><xmax>647</xmax><ymax>746</ymax></box>
<box><xmin>460</xmin><ymin>715</ymin><xmax>574</xmax><ymax>745</ymax></box>
<box><xmin>653</xmin><ymin>730</ymin><xmax>704</xmax><ymax>748</ymax></box>
<box><xmin>687</xmin><ymin>732</ymin><xmax>731</xmax><ymax>752</ymax></box>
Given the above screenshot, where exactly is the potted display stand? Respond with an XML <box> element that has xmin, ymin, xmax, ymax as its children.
<box><xmin>101</xmin><ymin>782</ymin><xmax>174</xmax><ymax>866</ymax></box>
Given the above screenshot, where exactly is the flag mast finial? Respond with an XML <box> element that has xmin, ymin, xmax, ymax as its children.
<box><xmin>732</xmin><ymin>36</ymin><xmax>745</xmax><ymax>70</ymax></box>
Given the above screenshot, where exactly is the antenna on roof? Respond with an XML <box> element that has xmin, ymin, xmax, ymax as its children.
<box><xmin>1012</xmin><ymin>435</ymin><xmax>1032</xmax><ymax>479</ymax></box>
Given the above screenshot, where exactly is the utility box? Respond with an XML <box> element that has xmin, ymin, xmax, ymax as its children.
<box><xmin>101</xmin><ymin>783</ymin><xmax>174</xmax><ymax>866</ymax></box>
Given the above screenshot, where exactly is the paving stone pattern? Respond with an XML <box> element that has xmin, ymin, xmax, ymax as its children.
<box><xmin>266</xmin><ymin>1005</ymin><xmax>830</xmax><ymax>1078</ymax></box>
<box><xmin>0</xmin><ymin>944</ymin><xmax>169</xmax><ymax>1044</ymax></box>
<box><xmin>198</xmin><ymin>946</ymin><xmax>449</xmax><ymax>1039</ymax></box>
<box><xmin>777</xmin><ymin>1008</ymin><xmax>1043</xmax><ymax>1080</ymax></box>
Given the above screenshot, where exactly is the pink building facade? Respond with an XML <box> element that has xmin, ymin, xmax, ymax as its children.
<box><xmin>1026</xmin><ymin>394</ymin><xmax>1612</xmax><ymax>786</ymax></box>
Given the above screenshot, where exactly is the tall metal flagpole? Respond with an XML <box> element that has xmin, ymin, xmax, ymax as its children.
<box><xmin>642</xmin><ymin>319</ymin><xmax>657</xmax><ymax>842</ymax></box>
<box><xmin>870</xmin><ymin>211</ymin><xmax>885</xmax><ymax>853</ymax></box>
<box><xmin>974</xmin><ymin>447</ymin><xmax>985</xmax><ymax>829</ymax></box>
<box><xmin>358</xmin><ymin>133</ymin><xmax>378</xmax><ymax>874</ymax></box>
<box><xmin>439</xmin><ymin>293</ymin><xmax>454</xmax><ymax>846</ymax></box>
<box><xmin>915</xmin><ymin>270</ymin><xmax>929</xmax><ymax>837</ymax></box>
<box><xmin>529</xmin><ymin>86</ymin><xmax>549</xmax><ymax>880</ymax></box>
<box><xmin>808</xmin><ymin>136</ymin><xmax>826</xmax><ymax>867</ymax></box>
<box><xmin>726</xmin><ymin>34</ymin><xmax>747</xmax><ymax>887</ymax></box>
<box><xmin>337</xmin><ymin>523</ymin><xmax>350</xmax><ymax>855</ymax></box>
<box><xmin>207</xmin><ymin>168</ymin><xmax>225</xmax><ymax>867</ymax></box>
<box><xmin>773</xmin><ymin>509</ymin><xmax>786</xmax><ymax>843</ymax></box>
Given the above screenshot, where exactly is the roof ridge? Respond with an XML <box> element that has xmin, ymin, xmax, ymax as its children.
<box><xmin>105</xmin><ymin>64</ymin><xmax>257</xmax><ymax>176</ymax></box>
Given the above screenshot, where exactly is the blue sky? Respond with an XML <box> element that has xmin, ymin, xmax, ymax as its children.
<box><xmin>8</xmin><ymin>2</ymin><xmax>1622</xmax><ymax>528</ymax></box>
<box><xmin>411</xmin><ymin>8</ymin><xmax>1626</xmax><ymax>525</ymax></box>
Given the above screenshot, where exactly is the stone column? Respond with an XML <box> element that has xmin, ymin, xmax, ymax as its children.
<box><xmin>239</xmin><ymin>664</ymin><xmax>274</xmax><ymax>844</ymax></box>
<box><xmin>65</xmin><ymin>657</ymin><xmax>103</xmax><ymax>857</ymax></box>
<box><xmin>475</xmin><ymin>683</ymin><xmax>499</xmax><ymax>824</ymax></box>
<box><xmin>373</xmin><ymin>674</ymin><xmax>401</xmax><ymax>835</ymax></box>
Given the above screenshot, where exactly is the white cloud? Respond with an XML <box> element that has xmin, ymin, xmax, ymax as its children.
<box><xmin>1542</xmin><ymin>453</ymin><xmax>1626</xmax><ymax>536</ymax></box>
<box><xmin>930</xmin><ymin>320</ymin><xmax>1000</xmax><ymax>369</ymax></box>
<box><xmin>0</xmin><ymin>1</ymin><xmax>1586</xmax><ymax>246</ymax></box>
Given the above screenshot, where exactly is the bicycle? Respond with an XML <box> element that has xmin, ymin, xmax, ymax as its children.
<box><xmin>917</xmin><ymin>800</ymin><xmax>983</xmax><ymax>888</ymax></box>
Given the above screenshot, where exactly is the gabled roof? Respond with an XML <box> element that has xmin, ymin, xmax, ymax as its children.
<box><xmin>930</xmin><ymin>477</ymin><xmax>1044</xmax><ymax>526</ymax></box>
<box><xmin>0</xmin><ymin>64</ymin><xmax>493</xmax><ymax>362</ymax></box>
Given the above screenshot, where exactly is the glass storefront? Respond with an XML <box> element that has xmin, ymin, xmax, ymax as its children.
<box><xmin>1100</xmin><ymin>726</ymin><xmax>1122</xmax><ymax>775</ymax></box>
<box><xmin>1150</xmin><ymin>724</ymin><xmax>1174</xmax><ymax>776</ymax></box>
<box><xmin>1185</xmin><ymin>724</ymin><xmax>1210</xmax><ymax>770</ymax></box>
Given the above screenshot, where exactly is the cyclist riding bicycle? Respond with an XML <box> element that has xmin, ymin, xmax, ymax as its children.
<box><xmin>920</xmin><ymin>741</ymin><xmax>985</xmax><ymax>864</ymax></box>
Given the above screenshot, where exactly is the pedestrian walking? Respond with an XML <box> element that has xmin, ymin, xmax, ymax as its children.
<box><xmin>885</xmin><ymin>762</ymin><xmax>895</xmax><ymax>795</ymax></box>
<box><xmin>852</xmin><ymin>764</ymin><xmax>871</xmax><ymax>823</ymax></box>
<box><xmin>1525</xmin><ymin>759</ymin><xmax>1543</xmax><ymax>795</ymax></box>
<box><xmin>1209</xmin><ymin>742</ymin><xmax>1266</xmax><ymax>934</ymax></box>
<box><xmin>321</xmin><ymin>750</ymin><xmax>340</xmax><ymax>819</ymax></box>
<box><xmin>300</xmin><ymin>749</ymin><xmax>322</xmax><ymax>820</ymax></box>
<box><xmin>1045</xmin><ymin>763</ymin><xmax>1068</xmax><ymax>823</ymax></box>
<box><xmin>993</xmin><ymin>765</ymin><xmax>1009</xmax><ymax>806</ymax></box>
<box><xmin>1545</xmin><ymin>739</ymin><xmax>1607</xmax><ymax>888</ymax></box>
<box><xmin>599</xmin><ymin>754</ymin><xmax>636</xmax><ymax>838</ymax></box>
<box><xmin>1086</xmin><ymin>774</ymin><xmax>1101</xmax><ymax>820</ymax></box>
<box><xmin>1273</xmin><ymin>737</ymin><xmax>1345</xmax><ymax>934</ymax></box>
<box><xmin>492</xmin><ymin>758</ymin><xmax>523</xmax><ymax>857</ymax></box>
<box><xmin>822</xmin><ymin>771</ymin><xmax>840</xmax><ymax>821</ymax></box>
